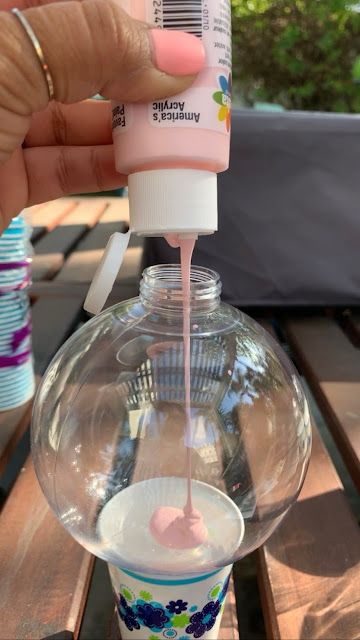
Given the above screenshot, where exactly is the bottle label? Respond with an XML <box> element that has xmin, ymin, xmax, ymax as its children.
<box><xmin>150</xmin><ymin>84</ymin><xmax>230</xmax><ymax>131</ymax></box>
<box><xmin>112</xmin><ymin>0</ymin><xmax>232</xmax><ymax>134</ymax></box>
<box><xmin>112</xmin><ymin>103</ymin><xmax>133</xmax><ymax>131</ymax></box>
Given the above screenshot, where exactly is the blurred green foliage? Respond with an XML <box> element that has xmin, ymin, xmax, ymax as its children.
<box><xmin>232</xmin><ymin>0</ymin><xmax>360</xmax><ymax>112</ymax></box>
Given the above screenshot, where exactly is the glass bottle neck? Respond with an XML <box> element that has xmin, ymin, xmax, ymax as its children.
<box><xmin>140</xmin><ymin>265</ymin><xmax>221</xmax><ymax>313</ymax></box>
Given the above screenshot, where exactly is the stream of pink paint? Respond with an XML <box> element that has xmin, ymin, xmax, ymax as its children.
<box><xmin>180</xmin><ymin>236</ymin><xmax>196</xmax><ymax>517</ymax></box>
<box><xmin>149</xmin><ymin>236</ymin><xmax>208</xmax><ymax>549</ymax></box>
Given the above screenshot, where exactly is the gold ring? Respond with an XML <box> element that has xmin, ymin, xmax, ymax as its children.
<box><xmin>11</xmin><ymin>7</ymin><xmax>55</xmax><ymax>101</ymax></box>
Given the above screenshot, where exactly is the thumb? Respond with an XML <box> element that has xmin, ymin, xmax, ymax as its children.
<box><xmin>4</xmin><ymin>0</ymin><xmax>205</xmax><ymax>111</ymax></box>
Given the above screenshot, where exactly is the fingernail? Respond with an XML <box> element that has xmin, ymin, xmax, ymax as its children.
<box><xmin>150</xmin><ymin>30</ymin><xmax>205</xmax><ymax>76</ymax></box>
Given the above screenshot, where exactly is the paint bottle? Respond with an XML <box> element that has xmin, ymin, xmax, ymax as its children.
<box><xmin>112</xmin><ymin>0</ymin><xmax>232</xmax><ymax>237</ymax></box>
<box><xmin>85</xmin><ymin>0</ymin><xmax>232</xmax><ymax>315</ymax></box>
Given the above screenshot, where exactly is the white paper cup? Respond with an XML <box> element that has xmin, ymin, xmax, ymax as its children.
<box><xmin>0</xmin><ymin>388</ymin><xmax>34</xmax><ymax>411</ymax></box>
<box><xmin>0</xmin><ymin>309</ymin><xmax>29</xmax><ymax>321</ymax></box>
<box><xmin>0</xmin><ymin>216</ymin><xmax>33</xmax><ymax>409</ymax></box>
<box><xmin>98</xmin><ymin>478</ymin><xmax>244</xmax><ymax>640</ymax></box>
<box><xmin>0</xmin><ymin>341</ymin><xmax>34</xmax><ymax>410</ymax></box>
<box><xmin>109</xmin><ymin>563</ymin><xmax>233</xmax><ymax>640</ymax></box>
<box><xmin>0</xmin><ymin>291</ymin><xmax>27</xmax><ymax>303</ymax></box>
<box><xmin>0</xmin><ymin>322</ymin><xmax>31</xmax><ymax>339</ymax></box>
<box><xmin>0</xmin><ymin>269</ymin><xmax>28</xmax><ymax>283</ymax></box>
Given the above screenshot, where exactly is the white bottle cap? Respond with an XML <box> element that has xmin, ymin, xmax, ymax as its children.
<box><xmin>128</xmin><ymin>169</ymin><xmax>218</xmax><ymax>236</ymax></box>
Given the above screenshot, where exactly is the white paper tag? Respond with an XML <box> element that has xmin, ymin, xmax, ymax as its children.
<box><xmin>84</xmin><ymin>231</ymin><xmax>131</xmax><ymax>315</ymax></box>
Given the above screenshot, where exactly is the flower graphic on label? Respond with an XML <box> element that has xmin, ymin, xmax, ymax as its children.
<box><xmin>186</xmin><ymin>600</ymin><xmax>221</xmax><ymax>637</ymax></box>
<box><xmin>117</xmin><ymin>595</ymin><xmax>140</xmax><ymax>632</ymax></box>
<box><xmin>136</xmin><ymin>602</ymin><xmax>171</xmax><ymax>631</ymax></box>
<box><xmin>213</xmin><ymin>74</ymin><xmax>232</xmax><ymax>132</ymax></box>
<box><xmin>166</xmin><ymin>600</ymin><xmax>188</xmax><ymax>615</ymax></box>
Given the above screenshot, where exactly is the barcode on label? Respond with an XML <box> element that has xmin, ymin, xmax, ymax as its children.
<box><xmin>162</xmin><ymin>0</ymin><xmax>203</xmax><ymax>37</ymax></box>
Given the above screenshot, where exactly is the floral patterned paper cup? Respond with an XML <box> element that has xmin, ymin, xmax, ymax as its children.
<box><xmin>97</xmin><ymin>479</ymin><xmax>244</xmax><ymax>639</ymax></box>
<box><xmin>109</xmin><ymin>563</ymin><xmax>233</xmax><ymax>640</ymax></box>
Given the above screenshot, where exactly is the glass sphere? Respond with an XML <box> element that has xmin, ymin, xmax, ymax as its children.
<box><xmin>32</xmin><ymin>265</ymin><xmax>311</xmax><ymax>577</ymax></box>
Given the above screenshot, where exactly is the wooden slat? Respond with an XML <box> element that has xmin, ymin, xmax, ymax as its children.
<box><xmin>56</xmin><ymin>197</ymin><xmax>139</xmax><ymax>284</ymax></box>
<box><xmin>0</xmin><ymin>457</ymin><xmax>93</xmax><ymax>640</ymax></box>
<box><xmin>31</xmin><ymin>196</ymin><xmax>138</xmax><ymax>285</ymax></box>
<box><xmin>30</xmin><ymin>199</ymin><xmax>77</xmax><ymax>249</ymax></box>
<box><xmin>31</xmin><ymin>226</ymin><xmax>46</xmax><ymax>243</ymax></box>
<box><xmin>34</xmin><ymin>224</ymin><xmax>87</xmax><ymax>258</ymax></box>
<box><xmin>56</xmin><ymin>221</ymin><xmax>128</xmax><ymax>283</ymax></box>
<box><xmin>96</xmin><ymin>198</ymin><xmax>129</xmax><ymax>225</ymax></box>
<box><xmin>56</xmin><ymin>243</ymin><xmax>142</xmax><ymax>285</ymax></box>
<box><xmin>32</xmin><ymin>199</ymin><xmax>113</xmax><ymax>281</ymax></box>
<box><xmin>284</xmin><ymin>317</ymin><xmax>360</xmax><ymax>491</ymax></box>
<box><xmin>59</xmin><ymin>199</ymin><xmax>109</xmax><ymax>227</ymax></box>
<box><xmin>30</xmin><ymin>281</ymin><xmax>139</xmax><ymax>302</ymax></box>
<box><xmin>28</xmin><ymin>205</ymin><xmax>45</xmax><ymax>242</ymax></box>
<box><xmin>31</xmin><ymin>295</ymin><xmax>84</xmax><ymax>375</ymax></box>
<box><xmin>258</xmin><ymin>426</ymin><xmax>360</xmax><ymax>640</ymax></box>
<box><xmin>30</xmin><ymin>200</ymin><xmax>78</xmax><ymax>232</ymax></box>
<box><xmin>257</xmin><ymin>318</ymin><xmax>360</xmax><ymax>639</ymax></box>
<box><xmin>0</xmin><ymin>402</ymin><xmax>32</xmax><ymax>477</ymax></box>
<box><xmin>0</xmin><ymin>294</ymin><xmax>94</xmax><ymax>638</ymax></box>
<box><xmin>32</xmin><ymin>252</ymin><xmax>64</xmax><ymax>282</ymax></box>
<box><xmin>342</xmin><ymin>311</ymin><xmax>360</xmax><ymax>348</ymax></box>
<box><xmin>221</xmin><ymin>575</ymin><xmax>240</xmax><ymax>640</ymax></box>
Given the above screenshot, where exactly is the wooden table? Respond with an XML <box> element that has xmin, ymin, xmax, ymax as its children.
<box><xmin>0</xmin><ymin>197</ymin><xmax>360</xmax><ymax>640</ymax></box>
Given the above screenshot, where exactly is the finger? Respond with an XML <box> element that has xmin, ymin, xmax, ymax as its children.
<box><xmin>25</xmin><ymin>100</ymin><xmax>112</xmax><ymax>147</ymax></box>
<box><xmin>0</xmin><ymin>148</ymin><xmax>28</xmax><ymax>230</ymax></box>
<box><xmin>0</xmin><ymin>0</ymin><xmax>65</xmax><ymax>10</ymax></box>
<box><xmin>24</xmin><ymin>144</ymin><xmax>126</xmax><ymax>205</ymax></box>
<box><xmin>2</xmin><ymin>0</ymin><xmax>205</xmax><ymax>114</ymax></box>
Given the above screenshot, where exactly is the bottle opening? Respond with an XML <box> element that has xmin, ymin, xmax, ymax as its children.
<box><xmin>140</xmin><ymin>264</ymin><xmax>221</xmax><ymax>310</ymax></box>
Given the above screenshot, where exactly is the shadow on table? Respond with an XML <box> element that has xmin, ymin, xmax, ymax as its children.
<box><xmin>301</xmin><ymin>572</ymin><xmax>360</xmax><ymax>640</ymax></box>
<box><xmin>266</xmin><ymin>489</ymin><xmax>360</xmax><ymax>578</ymax></box>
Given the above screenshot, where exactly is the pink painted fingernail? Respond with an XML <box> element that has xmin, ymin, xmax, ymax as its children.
<box><xmin>150</xmin><ymin>30</ymin><xmax>205</xmax><ymax>76</ymax></box>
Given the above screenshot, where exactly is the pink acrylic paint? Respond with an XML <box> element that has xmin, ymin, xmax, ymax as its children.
<box><xmin>149</xmin><ymin>236</ymin><xmax>209</xmax><ymax>549</ymax></box>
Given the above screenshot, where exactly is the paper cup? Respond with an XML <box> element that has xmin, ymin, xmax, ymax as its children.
<box><xmin>0</xmin><ymin>291</ymin><xmax>27</xmax><ymax>303</ymax></box>
<box><xmin>0</xmin><ymin>308</ymin><xmax>29</xmax><ymax>320</ymax></box>
<box><xmin>0</xmin><ymin>361</ymin><xmax>35</xmax><ymax>411</ymax></box>
<box><xmin>0</xmin><ymin>216</ymin><xmax>33</xmax><ymax>409</ymax></box>
<box><xmin>0</xmin><ymin>338</ymin><xmax>31</xmax><ymax>355</ymax></box>
<box><xmin>0</xmin><ymin>388</ymin><xmax>34</xmax><ymax>411</ymax></box>
<box><xmin>0</xmin><ymin>368</ymin><xmax>32</xmax><ymax>383</ymax></box>
<box><xmin>98</xmin><ymin>478</ymin><xmax>244</xmax><ymax>640</ymax></box>
<box><xmin>0</xmin><ymin>293</ymin><xmax>28</xmax><ymax>305</ymax></box>
<box><xmin>0</xmin><ymin>322</ymin><xmax>31</xmax><ymax>338</ymax></box>
<box><xmin>0</xmin><ymin>267</ymin><xmax>28</xmax><ymax>280</ymax></box>
<box><xmin>109</xmin><ymin>563</ymin><xmax>233</xmax><ymax>640</ymax></box>
<box><xmin>0</xmin><ymin>255</ymin><xmax>28</xmax><ymax>261</ymax></box>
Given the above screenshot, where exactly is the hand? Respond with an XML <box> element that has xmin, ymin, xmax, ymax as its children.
<box><xmin>0</xmin><ymin>0</ymin><xmax>205</xmax><ymax>230</ymax></box>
